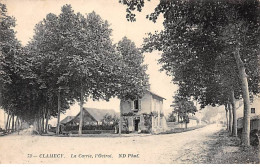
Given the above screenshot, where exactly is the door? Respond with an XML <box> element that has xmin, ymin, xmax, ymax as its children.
<box><xmin>134</xmin><ymin>119</ymin><xmax>140</xmax><ymax>131</ymax></box>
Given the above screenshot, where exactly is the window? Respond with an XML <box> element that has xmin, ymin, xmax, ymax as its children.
<box><xmin>134</xmin><ymin>100</ymin><xmax>139</xmax><ymax>110</ymax></box>
<box><xmin>251</xmin><ymin>108</ymin><xmax>255</xmax><ymax>114</ymax></box>
<box><xmin>132</xmin><ymin>99</ymin><xmax>141</xmax><ymax>111</ymax></box>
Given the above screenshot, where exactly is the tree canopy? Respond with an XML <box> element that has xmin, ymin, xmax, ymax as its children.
<box><xmin>0</xmin><ymin>3</ymin><xmax>149</xmax><ymax>134</ymax></box>
<box><xmin>121</xmin><ymin>0</ymin><xmax>260</xmax><ymax>145</ymax></box>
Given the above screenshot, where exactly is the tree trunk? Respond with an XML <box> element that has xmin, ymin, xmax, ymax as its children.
<box><xmin>39</xmin><ymin>110</ymin><xmax>42</xmax><ymax>134</ymax></box>
<box><xmin>5</xmin><ymin>111</ymin><xmax>10</xmax><ymax>131</ymax></box>
<box><xmin>7</xmin><ymin>113</ymin><xmax>12</xmax><ymax>132</ymax></box>
<box><xmin>42</xmin><ymin>108</ymin><xmax>45</xmax><ymax>133</ymax></box>
<box><xmin>78</xmin><ymin>86</ymin><xmax>84</xmax><ymax>136</ymax></box>
<box><xmin>4</xmin><ymin>111</ymin><xmax>6</xmax><ymax>130</ymax></box>
<box><xmin>45</xmin><ymin>109</ymin><xmax>49</xmax><ymax>133</ymax></box>
<box><xmin>228</xmin><ymin>102</ymin><xmax>233</xmax><ymax>134</ymax></box>
<box><xmin>11</xmin><ymin>114</ymin><xmax>15</xmax><ymax>132</ymax></box>
<box><xmin>17</xmin><ymin>117</ymin><xmax>20</xmax><ymax>135</ymax></box>
<box><xmin>234</xmin><ymin>47</ymin><xmax>250</xmax><ymax>146</ymax></box>
<box><xmin>45</xmin><ymin>99</ymin><xmax>49</xmax><ymax>133</ymax></box>
<box><xmin>119</xmin><ymin>100</ymin><xmax>123</xmax><ymax>135</ymax></box>
<box><xmin>37</xmin><ymin>116</ymin><xmax>40</xmax><ymax>134</ymax></box>
<box><xmin>225</xmin><ymin>103</ymin><xmax>229</xmax><ymax>131</ymax></box>
<box><xmin>15</xmin><ymin>116</ymin><xmax>18</xmax><ymax>131</ymax></box>
<box><xmin>56</xmin><ymin>89</ymin><xmax>61</xmax><ymax>135</ymax></box>
<box><xmin>230</xmin><ymin>89</ymin><xmax>237</xmax><ymax>137</ymax></box>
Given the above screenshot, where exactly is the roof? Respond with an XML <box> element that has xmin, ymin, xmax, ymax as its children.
<box><xmin>60</xmin><ymin>116</ymin><xmax>75</xmax><ymax>124</ymax></box>
<box><xmin>67</xmin><ymin>107</ymin><xmax>119</xmax><ymax>124</ymax></box>
<box><xmin>84</xmin><ymin>108</ymin><xmax>119</xmax><ymax>122</ymax></box>
<box><xmin>147</xmin><ymin>90</ymin><xmax>166</xmax><ymax>100</ymax></box>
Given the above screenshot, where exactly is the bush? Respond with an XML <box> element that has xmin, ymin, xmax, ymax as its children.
<box><xmin>141</xmin><ymin>130</ymin><xmax>150</xmax><ymax>134</ymax></box>
<box><xmin>121</xmin><ymin>130</ymin><xmax>130</xmax><ymax>134</ymax></box>
<box><xmin>70</xmin><ymin>130</ymin><xmax>102</xmax><ymax>134</ymax></box>
<box><xmin>68</xmin><ymin>130</ymin><xmax>114</xmax><ymax>134</ymax></box>
<box><xmin>49</xmin><ymin>127</ymin><xmax>56</xmax><ymax>133</ymax></box>
<box><xmin>64</xmin><ymin>124</ymin><xmax>115</xmax><ymax>131</ymax></box>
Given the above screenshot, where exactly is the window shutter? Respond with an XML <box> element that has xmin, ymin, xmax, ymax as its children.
<box><xmin>140</xmin><ymin>115</ymin><xmax>144</xmax><ymax>126</ymax></box>
<box><xmin>138</xmin><ymin>99</ymin><xmax>141</xmax><ymax>110</ymax></box>
<box><xmin>129</xmin><ymin>117</ymin><xmax>133</xmax><ymax>131</ymax></box>
<box><xmin>131</xmin><ymin>101</ymin><xmax>134</xmax><ymax>110</ymax></box>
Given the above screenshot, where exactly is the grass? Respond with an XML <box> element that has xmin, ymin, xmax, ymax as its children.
<box><xmin>204</xmin><ymin>130</ymin><xmax>259</xmax><ymax>164</ymax></box>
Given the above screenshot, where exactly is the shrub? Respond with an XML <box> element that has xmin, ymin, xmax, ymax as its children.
<box><xmin>64</xmin><ymin>124</ymin><xmax>115</xmax><ymax>131</ymax></box>
<box><xmin>141</xmin><ymin>130</ymin><xmax>150</xmax><ymax>134</ymax></box>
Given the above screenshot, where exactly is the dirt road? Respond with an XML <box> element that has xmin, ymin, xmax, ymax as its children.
<box><xmin>0</xmin><ymin>124</ymin><xmax>223</xmax><ymax>164</ymax></box>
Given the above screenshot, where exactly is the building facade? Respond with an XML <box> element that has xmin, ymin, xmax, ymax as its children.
<box><xmin>237</xmin><ymin>96</ymin><xmax>260</xmax><ymax>130</ymax></box>
<box><xmin>120</xmin><ymin>90</ymin><xmax>168</xmax><ymax>133</ymax></box>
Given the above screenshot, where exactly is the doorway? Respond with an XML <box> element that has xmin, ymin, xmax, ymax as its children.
<box><xmin>134</xmin><ymin>119</ymin><xmax>140</xmax><ymax>131</ymax></box>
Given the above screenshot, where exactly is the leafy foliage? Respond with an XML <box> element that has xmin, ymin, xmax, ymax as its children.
<box><xmin>101</xmin><ymin>114</ymin><xmax>119</xmax><ymax>125</ymax></box>
<box><xmin>1</xmin><ymin>3</ymin><xmax>149</xmax><ymax>134</ymax></box>
<box><xmin>115</xmin><ymin>37</ymin><xmax>149</xmax><ymax>101</ymax></box>
<box><xmin>171</xmin><ymin>95</ymin><xmax>197</xmax><ymax>123</ymax></box>
<box><xmin>140</xmin><ymin>0</ymin><xmax>260</xmax><ymax>108</ymax></box>
<box><xmin>121</xmin><ymin>0</ymin><xmax>259</xmax><ymax>144</ymax></box>
<box><xmin>167</xmin><ymin>112</ymin><xmax>176</xmax><ymax>122</ymax></box>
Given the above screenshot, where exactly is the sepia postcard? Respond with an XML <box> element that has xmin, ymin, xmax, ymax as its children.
<box><xmin>0</xmin><ymin>0</ymin><xmax>259</xmax><ymax>165</ymax></box>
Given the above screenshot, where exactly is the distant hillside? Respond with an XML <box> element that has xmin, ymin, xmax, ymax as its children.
<box><xmin>199</xmin><ymin>105</ymin><xmax>226</xmax><ymax>123</ymax></box>
<box><xmin>164</xmin><ymin>105</ymin><xmax>226</xmax><ymax>123</ymax></box>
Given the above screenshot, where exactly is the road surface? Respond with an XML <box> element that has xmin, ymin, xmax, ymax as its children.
<box><xmin>0</xmin><ymin>124</ymin><xmax>223</xmax><ymax>164</ymax></box>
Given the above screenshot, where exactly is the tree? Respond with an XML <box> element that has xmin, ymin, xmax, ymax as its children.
<box><xmin>0</xmin><ymin>3</ymin><xmax>34</xmax><ymax>132</ymax></box>
<box><xmin>29</xmin><ymin>5</ymin><xmax>140</xmax><ymax>136</ymax></box>
<box><xmin>167</xmin><ymin>112</ymin><xmax>176</xmax><ymax>122</ymax></box>
<box><xmin>171</xmin><ymin>94</ymin><xmax>197</xmax><ymax>129</ymax></box>
<box><xmin>1</xmin><ymin>3</ymin><xmax>149</xmax><ymax>135</ymax></box>
<box><xmin>28</xmin><ymin>5</ymin><xmax>117</xmax><ymax>135</ymax></box>
<box><xmin>101</xmin><ymin>114</ymin><xmax>119</xmax><ymax>125</ymax></box>
<box><xmin>27</xmin><ymin>10</ymin><xmax>75</xmax><ymax>134</ymax></box>
<box><xmin>121</xmin><ymin>0</ymin><xmax>260</xmax><ymax>146</ymax></box>
<box><xmin>0</xmin><ymin>3</ymin><xmax>149</xmax><ymax>135</ymax></box>
<box><xmin>114</xmin><ymin>37</ymin><xmax>149</xmax><ymax>134</ymax></box>
<box><xmin>68</xmin><ymin>10</ymin><xmax>120</xmax><ymax>135</ymax></box>
<box><xmin>218</xmin><ymin>2</ymin><xmax>260</xmax><ymax>144</ymax></box>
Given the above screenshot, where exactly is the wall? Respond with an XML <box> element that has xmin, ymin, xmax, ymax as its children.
<box><xmin>140</xmin><ymin>92</ymin><xmax>152</xmax><ymax>114</ymax></box>
<box><xmin>151</xmin><ymin>96</ymin><xmax>163</xmax><ymax>114</ymax></box>
<box><xmin>236</xmin><ymin>96</ymin><xmax>260</xmax><ymax>119</ymax></box>
<box><xmin>120</xmin><ymin>92</ymin><xmax>167</xmax><ymax>133</ymax></box>
<box><xmin>121</xmin><ymin>92</ymin><xmax>158</xmax><ymax>115</ymax></box>
<box><xmin>121</xmin><ymin>100</ymin><xmax>132</xmax><ymax>114</ymax></box>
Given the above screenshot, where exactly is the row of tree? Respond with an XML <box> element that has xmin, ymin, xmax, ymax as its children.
<box><xmin>120</xmin><ymin>0</ymin><xmax>260</xmax><ymax>146</ymax></box>
<box><xmin>170</xmin><ymin>95</ymin><xmax>197</xmax><ymax>129</ymax></box>
<box><xmin>0</xmin><ymin>3</ymin><xmax>149</xmax><ymax>135</ymax></box>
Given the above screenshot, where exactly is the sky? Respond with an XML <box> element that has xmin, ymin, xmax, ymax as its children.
<box><xmin>0</xmin><ymin>0</ymin><xmax>178</xmax><ymax>126</ymax></box>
